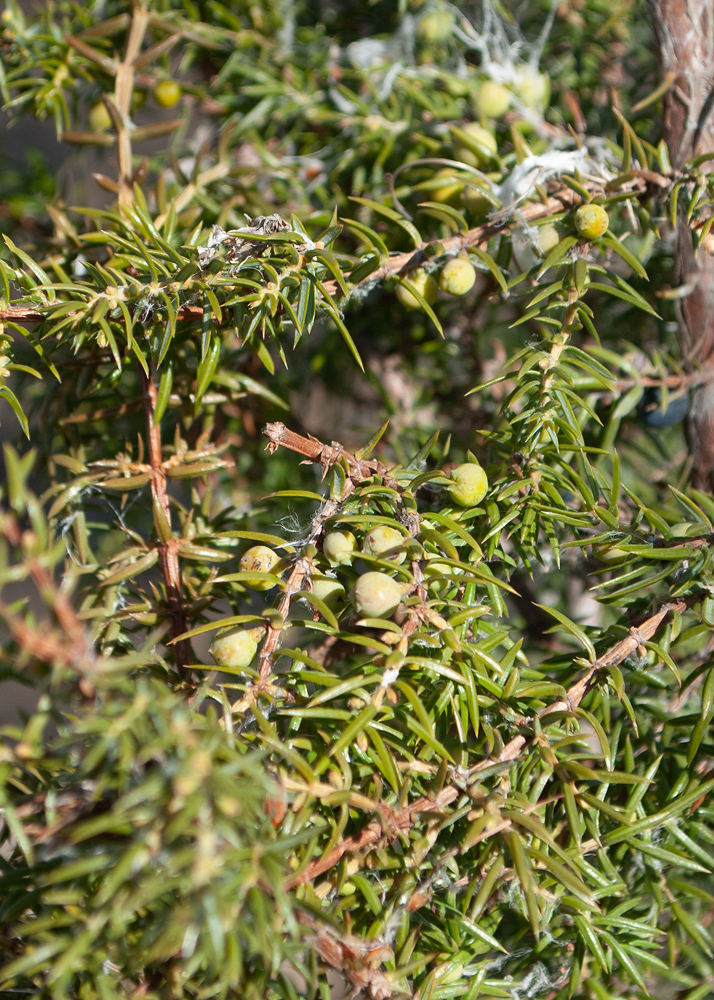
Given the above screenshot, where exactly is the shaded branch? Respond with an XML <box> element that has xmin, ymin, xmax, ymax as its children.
<box><xmin>138</xmin><ymin>365</ymin><xmax>189</xmax><ymax>676</ymax></box>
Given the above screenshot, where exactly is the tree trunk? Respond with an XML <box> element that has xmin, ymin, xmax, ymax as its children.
<box><xmin>649</xmin><ymin>0</ymin><xmax>714</xmax><ymax>491</ymax></box>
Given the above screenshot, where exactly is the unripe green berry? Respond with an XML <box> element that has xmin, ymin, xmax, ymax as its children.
<box><xmin>511</xmin><ymin>65</ymin><xmax>550</xmax><ymax>109</ymax></box>
<box><xmin>311</xmin><ymin>574</ymin><xmax>346</xmax><ymax>604</ymax></box>
<box><xmin>363</xmin><ymin>525</ymin><xmax>406</xmax><ymax>564</ymax></box>
<box><xmin>592</xmin><ymin>542</ymin><xmax>628</xmax><ymax>563</ymax></box>
<box><xmin>430</xmin><ymin>168</ymin><xmax>464</xmax><ymax>205</ymax></box>
<box><xmin>353</xmin><ymin>571</ymin><xmax>403</xmax><ymax>619</ymax></box>
<box><xmin>239</xmin><ymin>545</ymin><xmax>280</xmax><ymax>590</ymax></box>
<box><xmin>461</xmin><ymin>183</ymin><xmax>493</xmax><ymax>216</ymax></box>
<box><xmin>417</xmin><ymin>9</ymin><xmax>454</xmax><ymax>43</ymax></box>
<box><xmin>453</xmin><ymin>123</ymin><xmax>497</xmax><ymax>167</ymax></box>
<box><xmin>574</xmin><ymin>204</ymin><xmax>609</xmax><ymax>240</ymax></box>
<box><xmin>88</xmin><ymin>101</ymin><xmax>112</xmax><ymax>132</ymax></box>
<box><xmin>396</xmin><ymin>269</ymin><xmax>438</xmax><ymax>311</ymax></box>
<box><xmin>439</xmin><ymin>257</ymin><xmax>476</xmax><ymax>295</ymax></box>
<box><xmin>210</xmin><ymin>626</ymin><xmax>263</xmax><ymax>668</ymax></box>
<box><xmin>475</xmin><ymin>80</ymin><xmax>511</xmax><ymax>119</ymax></box>
<box><xmin>448</xmin><ymin>463</ymin><xmax>488</xmax><ymax>507</ymax></box>
<box><xmin>153</xmin><ymin>79</ymin><xmax>182</xmax><ymax>108</ymax></box>
<box><xmin>323</xmin><ymin>530</ymin><xmax>357</xmax><ymax>566</ymax></box>
<box><xmin>536</xmin><ymin>223</ymin><xmax>560</xmax><ymax>256</ymax></box>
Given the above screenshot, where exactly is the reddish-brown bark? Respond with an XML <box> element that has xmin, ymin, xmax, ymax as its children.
<box><xmin>649</xmin><ymin>0</ymin><xmax>714</xmax><ymax>489</ymax></box>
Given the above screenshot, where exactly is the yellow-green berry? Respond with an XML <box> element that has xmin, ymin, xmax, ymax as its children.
<box><xmin>311</xmin><ymin>575</ymin><xmax>346</xmax><ymax>604</ymax></box>
<box><xmin>453</xmin><ymin>123</ymin><xmax>497</xmax><ymax>167</ymax></box>
<box><xmin>353</xmin><ymin>572</ymin><xmax>403</xmax><ymax>619</ymax></box>
<box><xmin>363</xmin><ymin>525</ymin><xmax>406</xmax><ymax>564</ymax></box>
<box><xmin>210</xmin><ymin>626</ymin><xmax>263</xmax><ymax>668</ymax></box>
<box><xmin>153</xmin><ymin>79</ymin><xmax>182</xmax><ymax>108</ymax></box>
<box><xmin>430</xmin><ymin>167</ymin><xmax>464</xmax><ymax>204</ymax></box>
<box><xmin>475</xmin><ymin>80</ymin><xmax>511</xmax><ymax>119</ymax></box>
<box><xmin>511</xmin><ymin>65</ymin><xmax>550</xmax><ymax>109</ymax></box>
<box><xmin>239</xmin><ymin>545</ymin><xmax>280</xmax><ymax>590</ymax></box>
<box><xmin>461</xmin><ymin>183</ymin><xmax>493</xmax><ymax>216</ymax></box>
<box><xmin>592</xmin><ymin>542</ymin><xmax>628</xmax><ymax>563</ymax></box>
<box><xmin>417</xmin><ymin>9</ymin><xmax>454</xmax><ymax>43</ymax></box>
<box><xmin>448</xmin><ymin>463</ymin><xmax>488</xmax><ymax>507</ymax></box>
<box><xmin>88</xmin><ymin>101</ymin><xmax>112</xmax><ymax>132</ymax></box>
<box><xmin>439</xmin><ymin>257</ymin><xmax>476</xmax><ymax>295</ymax></box>
<box><xmin>396</xmin><ymin>269</ymin><xmax>438</xmax><ymax>311</ymax></box>
<box><xmin>536</xmin><ymin>223</ymin><xmax>560</xmax><ymax>256</ymax></box>
<box><xmin>323</xmin><ymin>530</ymin><xmax>357</xmax><ymax>566</ymax></box>
<box><xmin>574</xmin><ymin>204</ymin><xmax>609</xmax><ymax>240</ymax></box>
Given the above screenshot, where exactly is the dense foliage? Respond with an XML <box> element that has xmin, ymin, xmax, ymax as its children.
<box><xmin>1</xmin><ymin>1</ymin><xmax>713</xmax><ymax>998</ymax></box>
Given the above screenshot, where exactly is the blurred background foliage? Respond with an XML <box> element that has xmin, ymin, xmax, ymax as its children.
<box><xmin>1</xmin><ymin>0</ymin><xmax>714</xmax><ymax>998</ymax></box>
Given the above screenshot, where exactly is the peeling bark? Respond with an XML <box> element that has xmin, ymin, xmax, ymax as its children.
<box><xmin>649</xmin><ymin>0</ymin><xmax>714</xmax><ymax>490</ymax></box>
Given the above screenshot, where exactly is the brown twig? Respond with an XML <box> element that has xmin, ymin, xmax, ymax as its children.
<box><xmin>263</xmin><ymin>421</ymin><xmax>392</xmax><ymax>482</ymax></box>
<box><xmin>285</xmin><ymin>595</ymin><xmax>695</xmax><ymax>889</ymax></box>
<box><xmin>320</xmin><ymin>174</ymin><xmax>655</xmax><ymax>298</ymax></box>
<box><xmin>253</xmin><ymin>492</ymin><xmax>351</xmax><ymax>688</ymax></box>
<box><xmin>0</xmin><ymin>175</ymin><xmax>661</xmax><ymax>330</ymax></box>
<box><xmin>138</xmin><ymin>365</ymin><xmax>189</xmax><ymax>676</ymax></box>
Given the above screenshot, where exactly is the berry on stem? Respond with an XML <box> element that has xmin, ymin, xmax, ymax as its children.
<box><xmin>430</xmin><ymin>168</ymin><xmax>465</xmax><ymax>204</ymax></box>
<box><xmin>210</xmin><ymin>626</ymin><xmax>264</xmax><ymax>668</ymax></box>
<box><xmin>592</xmin><ymin>542</ymin><xmax>629</xmax><ymax>564</ymax></box>
<box><xmin>475</xmin><ymin>80</ymin><xmax>511</xmax><ymax>118</ymax></box>
<box><xmin>439</xmin><ymin>257</ymin><xmax>476</xmax><ymax>295</ymax></box>
<box><xmin>453</xmin><ymin>123</ymin><xmax>497</xmax><ymax>167</ymax></box>
<box><xmin>153</xmin><ymin>79</ymin><xmax>182</xmax><ymax>108</ymax></box>
<box><xmin>637</xmin><ymin>386</ymin><xmax>690</xmax><ymax>427</ymax></box>
<box><xmin>88</xmin><ymin>101</ymin><xmax>112</xmax><ymax>132</ymax></box>
<box><xmin>396</xmin><ymin>269</ymin><xmax>438</xmax><ymax>311</ymax></box>
<box><xmin>239</xmin><ymin>545</ymin><xmax>280</xmax><ymax>590</ymax></box>
<box><xmin>574</xmin><ymin>204</ymin><xmax>609</xmax><ymax>240</ymax></box>
<box><xmin>323</xmin><ymin>530</ymin><xmax>356</xmax><ymax>566</ymax></box>
<box><xmin>448</xmin><ymin>463</ymin><xmax>488</xmax><ymax>507</ymax></box>
<box><xmin>363</xmin><ymin>525</ymin><xmax>406</xmax><ymax>563</ymax></box>
<box><xmin>310</xmin><ymin>575</ymin><xmax>346</xmax><ymax>605</ymax></box>
<box><xmin>461</xmin><ymin>183</ymin><xmax>493</xmax><ymax>216</ymax></box>
<box><xmin>511</xmin><ymin>65</ymin><xmax>550</xmax><ymax>109</ymax></box>
<box><xmin>353</xmin><ymin>572</ymin><xmax>403</xmax><ymax>619</ymax></box>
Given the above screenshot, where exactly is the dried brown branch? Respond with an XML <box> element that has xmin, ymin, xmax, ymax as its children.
<box><xmin>263</xmin><ymin>421</ymin><xmax>392</xmax><ymax>482</ymax></box>
<box><xmin>285</xmin><ymin>595</ymin><xmax>695</xmax><ymax>890</ymax></box>
<box><xmin>138</xmin><ymin>365</ymin><xmax>189</xmax><ymax>676</ymax></box>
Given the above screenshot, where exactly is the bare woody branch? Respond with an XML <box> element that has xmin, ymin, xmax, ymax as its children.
<box><xmin>649</xmin><ymin>0</ymin><xmax>714</xmax><ymax>491</ymax></box>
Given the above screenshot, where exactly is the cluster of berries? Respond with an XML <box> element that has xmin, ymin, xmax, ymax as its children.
<box><xmin>209</xmin><ymin>463</ymin><xmax>488</xmax><ymax>669</ymax></box>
